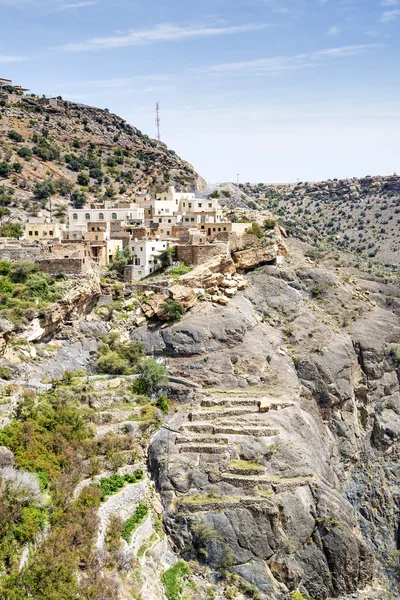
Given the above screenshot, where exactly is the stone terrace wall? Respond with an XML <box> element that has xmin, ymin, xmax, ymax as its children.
<box><xmin>36</xmin><ymin>258</ymin><xmax>91</xmax><ymax>275</ymax></box>
<box><xmin>176</xmin><ymin>244</ymin><xmax>225</xmax><ymax>267</ymax></box>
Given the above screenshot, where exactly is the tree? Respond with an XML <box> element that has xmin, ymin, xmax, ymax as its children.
<box><xmin>33</xmin><ymin>182</ymin><xmax>55</xmax><ymax>201</ymax></box>
<box><xmin>77</xmin><ymin>172</ymin><xmax>89</xmax><ymax>186</ymax></box>
<box><xmin>0</xmin><ymin>223</ymin><xmax>23</xmax><ymax>238</ymax></box>
<box><xmin>133</xmin><ymin>359</ymin><xmax>167</xmax><ymax>396</ymax></box>
<box><xmin>0</xmin><ymin>163</ymin><xmax>11</xmax><ymax>178</ymax></box>
<box><xmin>8</xmin><ymin>130</ymin><xmax>23</xmax><ymax>143</ymax></box>
<box><xmin>71</xmin><ymin>190</ymin><xmax>86</xmax><ymax>209</ymax></box>
<box><xmin>263</xmin><ymin>218</ymin><xmax>277</xmax><ymax>231</ymax></box>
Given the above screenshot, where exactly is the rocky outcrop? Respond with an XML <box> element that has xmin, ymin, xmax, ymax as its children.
<box><xmin>143</xmin><ymin>239</ymin><xmax>400</xmax><ymax>599</ymax></box>
<box><xmin>233</xmin><ymin>243</ymin><xmax>287</xmax><ymax>270</ymax></box>
<box><xmin>0</xmin><ymin>272</ymin><xmax>101</xmax><ymax>356</ymax></box>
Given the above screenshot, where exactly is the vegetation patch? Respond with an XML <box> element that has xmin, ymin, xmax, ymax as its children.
<box><xmin>98</xmin><ymin>469</ymin><xmax>144</xmax><ymax>502</ymax></box>
<box><xmin>162</xmin><ymin>561</ymin><xmax>191</xmax><ymax>600</ymax></box>
<box><xmin>121</xmin><ymin>503</ymin><xmax>148</xmax><ymax>542</ymax></box>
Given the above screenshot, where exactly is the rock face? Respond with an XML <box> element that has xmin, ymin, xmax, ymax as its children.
<box><xmin>0</xmin><ymin>272</ymin><xmax>101</xmax><ymax>356</ymax></box>
<box><xmin>233</xmin><ymin>243</ymin><xmax>287</xmax><ymax>270</ymax></box>
<box><xmin>143</xmin><ymin>239</ymin><xmax>400</xmax><ymax>599</ymax></box>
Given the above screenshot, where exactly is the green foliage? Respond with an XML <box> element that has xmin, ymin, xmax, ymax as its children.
<box><xmin>263</xmin><ymin>218</ymin><xmax>277</xmax><ymax>230</ymax></box>
<box><xmin>246</xmin><ymin>222</ymin><xmax>264</xmax><ymax>239</ymax></box>
<box><xmin>17</xmin><ymin>146</ymin><xmax>33</xmax><ymax>160</ymax></box>
<box><xmin>0</xmin><ymin>223</ymin><xmax>23</xmax><ymax>238</ymax></box>
<box><xmin>8</xmin><ymin>130</ymin><xmax>23</xmax><ymax>143</ymax></box>
<box><xmin>0</xmin><ymin>366</ymin><xmax>13</xmax><ymax>380</ymax></box>
<box><xmin>207</xmin><ymin>190</ymin><xmax>220</xmax><ymax>198</ymax></box>
<box><xmin>166</xmin><ymin>262</ymin><xmax>192</xmax><ymax>279</ymax></box>
<box><xmin>217</xmin><ymin>546</ymin><xmax>235</xmax><ymax>577</ymax></box>
<box><xmin>162</xmin><ymin>561</ymin><xmax>191</xmax><ymax>600</ymax></box>
<box><xmin>0</xmin><ymin>393</ymin><xmax>93</xmax><ymax>480</ymax></box>
<box><xmin>77</xmin><ymin>172</ymin><xmax>89</xmax><ymax>186</ymax></box>
<box><xmin>159</xmin><ymin>246</ymin><xmax>176</xmax><ymax>268</ymax></box>
<box><xmin>32</xmin><ymin>138</ymin><xmax>60</xmax><ymax>162</ymax></box>
<box><xmin>0</xmin><ymin>261</ymin><xmax>60</xmax><ymax>326</ymax></box>
<box><xmin>156</xmin><ymin>394</ymin><xmax>170</xmax><ymax>414</ymax></box>
<box><xmin>0</xmin><ymin>162</ymin><xmax>11</xmax><ymax>178</ymax></box>
<box><xmin>121</xmin><ymin>504</ymin><xmax>148</xmax><ymax>541</ymax></box>
<box><xmin>33</xmin><ymin>181</ymin><xmax>55</xmax><ymax>201</ymax></box>
<box><xmin>161</xmin><ymin>298</ymin><xmax>186</xmax><ymax>322</ymax></box>
<box><xmin>98</xmin><ymin>470</ymin><xmax>143</xmax><ymax>501</ymax></box>
<box><xmin>389</xmin><ymin>344</ymin><xmax>400</xmax><ymax>365</ymax></box>
<box><xmin>108</xmin><ymin>247</ymin><xmax>132</xmax><ymax>280</ymax></box>
<box><xmin>133</xmin><ymin>359</ymin><xmax>167</xmax><ymax>397</ymax></box>
<box><xmin>71</xmin><ymin>190</ymin><xmax>86</xmax><ymax>209</ymax></box>
<box><xmin>97</xmin><ymin>333</ymin><xmax>144</xmax><ymax>375</ymax></box>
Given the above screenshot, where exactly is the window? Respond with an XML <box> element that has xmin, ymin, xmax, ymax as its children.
<box><xmin>223</xmin><ymin>227</ymin><xmax>227</xmax><ymax>231</ymax></box>
<box><xmin>85</xmin><ymin>213</ymin><xmax>90</xmax><ymax>220</ymax></box>
<box><xmin>140</xmin><ymin>247</ymin><xmax>143</xmax><ymax>251</ymax></box>
<box><xmin>189</xmin><ymin>203</ymin><xmax>192</xmax><ymax>209</ymax></box>
<box><xmin>164</xmin><ymin>196</ymin><xmax>167</xmax><ymax>201</ymax></box>
<box><xmin>167</xmin><ymin>231</ymin><xmax>170</xmax><ymax>236</ymax></box>
<box><xmin>159</xmin><ymin>218</ymin><xmax>162</xmax><ymax>223</ymax></box>
<box><xmin>98</xmin><ymin>213</ymin><xmax>104</xmax><ymax>220</ymax></box>
<box><xmin>152</xmin><ymin>247</ymin><xmax>155</xmax><ymax>251</ymax></box>
<box><xmin>185</xmin><ymin>218</ymin><xmax>189</xmax><ymax>222</ymax></box>
<box><xmin>208</xmin><ymin>203</ymin><xmax>212</xmax><ymax>208</ymax></box>
<box><xmin>198</xmin><ymin>203</ymin><xmax>202</xmax><ymax>208</ymax></box>
<box><xmin>183</xmin><ymin>203</ymin><xmax>186</xmax><ymax>208</ymax></box>
<box><xmin>95</xmin><ymin>235</ymin><xmax>99</xmax><ymax>241</ymax></box>
<box><xmin>28</xmin><ymin>231</ymin><xmax>33</xmax><ymax>236</ymax></box>
<box><xmin>73</xmin><ymin>213</ymin><xmax>78</xmax><ymax>220</ymax></box>
<box><xmin>191</xmin><ymin>218</ymin><xmax>195</xmax><ymax>222</ymax></box>
<box><xmin>112</xmin><ymin>213</ymin><xmax>117</xmax><ymax>220</ymax></box>
<box><xmin>35</xmin><ymin>231</ymin><xmax>39</xmax><ymax>236</ymax></box>
<box><xmin>165</xmin><ymin>209</ymin><xmax>170</xmax><ymax>214</ymax></box>
<box><xmin>218</xmin><ymin>228</ymin><xmax>221</xmax><ymax>232</ymax></box>
<box><xmin>135</xmin><ymin>258</ymin><xmax>140</xmax><ymax>265</ymax></box>
<box><xmin>168</xmin><ymin>219</ymin><xmax>171</xmax><ymax>223</ymax></box>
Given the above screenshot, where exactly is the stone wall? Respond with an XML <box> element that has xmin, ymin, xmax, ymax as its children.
<box><xmin>36</xmin><ymin>258</ymin><xmax>91</xmax><ymax>275</ymax></box>
<box><xmin>214</xmin><ymin>232</ymin><xmax>260</xmax><ymax>252</ymax></box>
<box><xmin>176</xmin><ymin>243</ymin><xmax>225</xmax><ymax>267</ymax></box>
<box><xmin>0</xmin><ymin>245</ymin><xmax>42</xmax><ymax>262</ymax></box>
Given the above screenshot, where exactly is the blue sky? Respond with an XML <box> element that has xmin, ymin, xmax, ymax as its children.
<box><xmin>1</xmin><ymin>0</ymin><xmax>399</xmax><ymax>182</ymax></box>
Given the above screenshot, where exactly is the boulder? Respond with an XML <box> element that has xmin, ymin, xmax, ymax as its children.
<box><xmin>169</xmin><ymin>285</ymin><xmax>197</xmax><ymax>310</ymax></box>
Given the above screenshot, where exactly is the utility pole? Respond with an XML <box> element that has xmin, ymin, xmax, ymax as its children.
<box><xmin>155</xmin><ymin>102</ymin><xmax>161</xmax><ymax>141</ymax></box>
<box><xmin>236</xmin><ymin>174</ymin><xmax>240</xmax><ymax>186</ymax></box>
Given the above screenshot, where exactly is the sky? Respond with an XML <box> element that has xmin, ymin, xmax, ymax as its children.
<box><xmin>0</xmin><ymin>0</ymin><xmax>399</xmax><ymax>183</ymax></box>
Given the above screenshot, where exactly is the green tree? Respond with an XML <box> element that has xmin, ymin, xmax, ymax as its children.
<box><xmin>71</xmin><ymin>190</ymin><xmax>86</xmax><ymax>209</ymax></box>
<box><xmin>77</xmin><ymin>172</ymin><xmax>89</xmax><ymax>186</ymax></box>
<box><xmin>160</xmin><ymin>298</ymin><xmax>186</xmax><ymax>322</ymax></box>
<box><xmin>133</xmin><ymin>359</ymin><xmax>167</xmax><ymax>396</ymax></box>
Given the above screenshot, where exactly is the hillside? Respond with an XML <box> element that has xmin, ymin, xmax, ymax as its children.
<box><xmin>0</xmin><ymin>95</ymin><xmax>203</xmax><ymax>232</ymax></box>
<box><xmin>233</xmin><ymin>176</ymin><xmax>400</xmax><ymax>267</ymax></box>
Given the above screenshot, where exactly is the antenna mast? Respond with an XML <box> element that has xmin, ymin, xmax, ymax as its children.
<box><xmin>155</xmin><ymin>102</ymin><xmax>161</xmax><ymax>141</ymax></box>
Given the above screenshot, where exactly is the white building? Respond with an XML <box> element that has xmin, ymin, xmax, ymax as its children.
<box><xmin>128</xmin><ymin>239</ymin><xmax>170</xmax><ymax>280</ymax></box>
<box><xmin>68</xmin><ymin>206</ymin><xmax>144</xmax><ymax>234</ymax></box>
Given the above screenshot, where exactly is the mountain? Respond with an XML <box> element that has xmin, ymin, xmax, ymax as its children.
<box><xmin>234</xmin><ymin>176</ymin><xmax>400</xmax><ymax>267</ymax></box>
<box><xmin>0</xmin><ymin>94</ymin><xmax>204</xmax><ymax>229</ymax></box>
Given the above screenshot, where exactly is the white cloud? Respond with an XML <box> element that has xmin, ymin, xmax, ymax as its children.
<box><xmin>194</xmin><ymin>44</ymin><xmax>384</xmax><ymax>77</ymax></box>
<box><xmin>55</xmin><ymin>22</ymin><xmax>268</xmax><ymax>52</ymax></box>
<box><xmin>381</xmin><ymin>0</ymin><xmax>398</xmax><ymax>5</ymax></box>
<box><xmin>380</xmin><ymin>9</ymin><xmax>400</xmax><ymax>21</ymax></box>
<box><xmin>0</xmin><ymin>54</ymin><xmax>28</xmax><ymax>62</ymax></box>
<box><xmin>327</xmin><ymin>25</ymin><xmax>340</xmax><ymax>35</ymax></box>
<box><xmin>55</xmin><ymin>1</ymin><xmax>97</xmax><ymax>11</ymax></box>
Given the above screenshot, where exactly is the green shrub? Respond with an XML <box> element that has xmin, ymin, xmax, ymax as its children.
<box><xmin>156</xmin><ymin>394</ymin><xmax>170</xmax><ymax>414</ymax></box>
<box><xmin>0</xmin><ymin>163</ymin><xmax>11</xmax><ymax>178</ymax></box>
<box><xmin>77</xmin><ymin>172</ymin><xmax>89</xmax><ymax>186</ymax></box>
<box><xmin>0</xmin><ymin>223</ymin><xmax>23</xmax><ymax>238</ymax></box>
<box><xmin>162</xmin><ymin>561</ymin><xmax>191</xmax><ymax>600</ymax></box>
<box><xmin>17</xmin><ymin>146</ymin><xmax>33</xmax><ymax>160</ymax></box>
<box><xmin>389</xmin><ymin>344</ymin><xmax>400</xmax><ymax>365</ymax></box>
<box><xmin>71</xmin><ymin>190</ymin><xmax>86</xmax><ymax>208</ymax></box>
<box><xmin>263</xmin><ymin>218</ymin><xmax>277</xmax><ymax>230</ymax></box>
<box><xmin>33</xmin><ymin>181</ymin><xmax>55</xmax><ymax>200</ymax></box>
<box><xmin>0</xmin><ymin>366</ymin><xmax>13</xmax><ymax>380</ymax></box>
<box><xmin>97</xmin><ymin>351</ymin><xmax>130</xmax><ymax>375</ymax></box>
<box><xmin>8</xmin><ymin>130</ymin><xmax>23</xmax><ymax>143</ymax></box>
<box><xmin>160</xmin><ymin>298</ymin><xmax>186</xmax><ymax>322</ymax></box>
<box><xmin>133</xmin><ymin>359</ymin><xmax>167</xmax><ymax>397</ymax></box>
<box><xmin>96</xmin><ymin>333</ymin><xmax>144</xmax><ymax>375</ymax></box>
<box><xmin>121</xmin><ymin>504</ymin><xmax>148</xmax><ymax>541</ymax></box>
<box><xmin>98</xmin><ymin>470</ymin><xmax>143</xmax><ymax>501</ymax></box>
<box><xmin>246</xmin><ymin>222</ymin><xmax>264</xmax><ymax>239</ymax></box>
